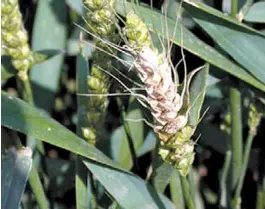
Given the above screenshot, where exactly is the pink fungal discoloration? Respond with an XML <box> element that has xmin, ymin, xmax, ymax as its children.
<box><xmin>134</xmin><ymin>46</ymin><xmax>188</xmax><ymax>137</ymax></box>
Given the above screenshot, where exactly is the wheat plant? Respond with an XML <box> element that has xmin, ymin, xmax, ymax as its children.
<box><xmin>1</xmin><ymin>0</ymin><xmax>265</xmax><ymax>209</ymax></box>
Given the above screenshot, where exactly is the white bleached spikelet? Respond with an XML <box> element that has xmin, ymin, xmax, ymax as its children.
<box><xmin>135</xmin><ymin>47</ymin><xmax>185</xmax><ymax>135</ymax></box>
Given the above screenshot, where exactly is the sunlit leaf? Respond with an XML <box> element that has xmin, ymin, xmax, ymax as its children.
<box><xmin>183</xmin><ymin>0</ymin><xmax>265</xmax><ymax>85</ymax></box>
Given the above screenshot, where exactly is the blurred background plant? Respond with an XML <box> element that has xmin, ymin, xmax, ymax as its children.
<box><xmin>1</xmin><ymin>0</ymin><xmax>265</xmax><ymax>209</ymax></box>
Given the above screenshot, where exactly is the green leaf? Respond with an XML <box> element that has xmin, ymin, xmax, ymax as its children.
<box><xmin>83</xmin><ymin>160</ymin><xmax>176</xmax><ymax>209</ymax></box>
<box><xmin>66</xmin><ymin>0</ymin><xmax>84</xmax><ymax>16</ymax></box>
<box><xmin>111</xmin><ymin>98</ymin><xmax>144</xmax><ymax>169</ymax></box>
<box><xmin>75</xmin><ymin>157</ymin><xmax>89</xmax><ymax>209</ymax></box>
<box><xmin>1</xmin><ymin>51</ymin><xmax>61</xmax><ymax>86</ymax></box>
<box><xmin>170</xmin><ymin>170</ymin><xmax>185</xmax><ymax>209</ymax></box>
<box><xmin>75</xmin><ymin>42</ymin><xmax>94</xmax><ymax>209</ymax></box>
<box><xmin>137</xmin><ymin>131</ymin><xmax>156</xmax><ymax>157</ymax></box>
<box><xmin>188</xmin><ymin>169</ymin><xmax>205</xmax><ymax>209</ymax></box>
<box><xmin>151</xmin><ymin>162</ymin><xmax>174</xmax><ymax>193</ymax></box>
<box><xmin>1</xmin><ymin>51</ymin><xmax>61</xmax><ymax>85</ymax></box>
<box><xmin>28</xmin><ymin>164</ymin><xmax>50</xmax><ymax>209</ymax></box>
<box><xmin>183</xmin><ymin>1</ymin><xmax>265</xmax><ymax>84</ymax></box>
<box><xmin>2</xmin><ymin>148</ymin><xmax>32</xmax><ymax>209</ymax></box>
<box><xmin>1</xmin><ymin>56</ymin><xmax>17</xmax><ymax>84</ymax></box>
<box><xmin>31</xmin><ymin>0</ymin><xmax>67</xmax><ymax>112</ymax></box>
<box><xmin>1</xmin><ymin>91</ymin><xmax>127</xmax><ymax>173</ymax></box>
<box><xmin>188</xmin><ymin>64</ymin><xmax>209</xmax><ymax>126</ymax></box>
<box><xmin>76</xmin><ymin>44</ymin><xmax>91</xmax><ymax>134</ymax></box>
<box><xmin>183</xmin><ymin>0</ymin><xmax>256</xmax><ymax>32</ymax></box>
<box><xmin>110</xmin><ymin>126</ymin><xmax>127</xmax><ymax>163</ymax></box>
<box><xmin>244</xmin><ymin>2</ymin><xmax>265</xmax><ymax>23</ymax></box>
<box><xmin>122</xmin><ymin>99</ymin><xmax>144</xmax><ymax>165</ymax></box>
<box><xmin>32</xmin><ymin>49</ymin><xmax>64</xmax><ymax>64</ymax></box>
<box><xmin>115</xmin><ymin>1</ymin><xmax>265</xmax><ymax>91</ymax></box>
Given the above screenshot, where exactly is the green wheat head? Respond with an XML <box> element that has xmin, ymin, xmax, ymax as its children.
<box><xmin>82</xmin><ymin>0</ymin><xmax>119</xmax><ymax>145</ymax></box>
<box><xmin>1</xmin><ymin>0</ymin><xmax>34</xmax><ymax>79</ymax></box>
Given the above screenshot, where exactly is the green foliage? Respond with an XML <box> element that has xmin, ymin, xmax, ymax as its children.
<box><xmin>1</xmin><ymin>0</ymin><xmax>265</xmax><ymax>209</ymax></box>
<box><xmin>2</xmin><ymin>148</ymin><xmax>32</xmax><ymax>209</ymax></box>
<box><xmin>31</xmin><ymin>0</ymin><xmax>67</xmax><ymax>112</ymax></box>
<box><xmin>243</xmin><ymin>1</ymin><xmax>265</xmax><ymax>23</ymax></box>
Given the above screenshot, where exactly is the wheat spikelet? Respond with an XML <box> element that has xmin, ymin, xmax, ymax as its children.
<box><xmin>1</xmin><ymin>0</ymin><xmax>33</xmax><ymax>79</ymax></box>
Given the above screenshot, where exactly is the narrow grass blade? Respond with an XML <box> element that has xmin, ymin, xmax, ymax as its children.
<box><xmin>110</xmin><ymin>98</ymin><xmax>144</xmax><ymax>170</ymax></box>
<box><xmin>137</xmin><ymin>131</ymin><xmax>156</xmax><ymax>157</ymax></box>
<box><xmin>2</xmin><ymin>148</ymin><xmax>32</xmax><ymax>209</ymax></box>
<box><xmin>183</xmin><ymin>1</ymin><xmax>265</xmax><ymax>84</ymax></box>
<box><xmin>180</xmin><ymin>176</ymin><xmax>195</xmax><ymax>209</ymax></box>
<box><xmin>83</xmin><ymin>160</ymin><xmax>176</xmax><ymax>209</ymax></box>
<box><xmin>150</xmin><ymin>162</ymin><xmax>174</xmax><ymax>193</ymax></box>
<box><xmin>1</xmin><ymin>91</ymin><xmax>128</xmax><ymax>173</ymax></box>
<box><xmin>75</xmin><ymin>44</ymin><xmax>93</xmax><ymax>209</ymax></box>
<box><xmin>28</xmin><ymin>164</ymin><xmax>50</xmax><ymax>209</ymax></box>
<box><xmin>188</xmin><ymin>64</ymin><xmax>209</xmax><ymax>126</ymax></box>
<box><xmin>75</xmin><ymin>157</ymin><xmax>89</xmax><ymax>209</ymax></box>
<box><xmin>119</xmin><ymin>99</ymin><xmax>144</xmax><ymax>169</ymax></box>
<box><xmin>188</xmin><ymin>169</ymin><xmax>205</xmax><ymax>209</ymax></box>
<box><xmin>170</xmin><ymin>170</ymin><xmax>185</xmax><ymax>209</ymax></box>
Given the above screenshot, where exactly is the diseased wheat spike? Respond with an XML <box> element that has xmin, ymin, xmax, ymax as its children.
<box><xmin>82</xmin><ymin>0</ymin><xmax>118</xmax><ymax>145</ymax></box>
<box><xmin>124</xmin><ymin>12</ymin><xmax>198</xmax><ymax>176</ymax></box>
